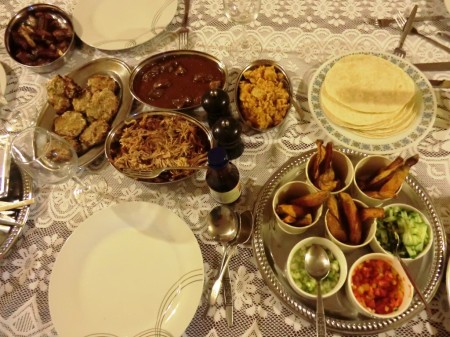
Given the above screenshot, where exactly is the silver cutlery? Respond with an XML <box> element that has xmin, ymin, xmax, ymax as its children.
<box><xmin>178</xmin><ymin>0</ymin><xmax>190</xmax><ymax>49</ymax></box>
<box><xmin>122</xmin><ymin>165</ymin><xmax>207</xmax><ymax>179</ymax></box>
<box><xmin>366</xmin><ymin>15</ymin><xmax>445</xmax><ymax>28</ymax></box>
<box><xmin>391</xmin><ymin>230</ymin><xmax>433</xmax><ymax>318</ymax></box>
<box><xmin>393</xmin><ymin>5</ymin><xmax>418</xmax><ymax>58</ymax></box>
<box><xmin>414</xmin><ymin>61</ymin><xmax>450</xmax><ymax>71</ymax></box>
<box><xmin>395</xmin><ymin>12</ymin><xmax>450</xmax><ymax>54</ymax></box>
<box><xmin>0</xmin><ymin>198</ymin><xmax>35</xmax><ymax>212</ymax></box>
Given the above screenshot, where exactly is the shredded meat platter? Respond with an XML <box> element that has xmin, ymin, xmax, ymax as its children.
<box><xmin>105</xmin><ymin>111</ymin><xmax>213</xmax><ymax>184</ymax></box>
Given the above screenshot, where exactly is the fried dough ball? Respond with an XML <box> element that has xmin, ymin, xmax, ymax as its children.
<box><xmin>47</xmin><ymin>75</ymin><xmax>82</xmax><ymax>113</ymax></box>
<box><xmin>62</xmin><ymin>136</ymin><xmax>83</xmax><ymax>154</ymax></box>
<box><xmin>87</xmin><ymin>75</ymin><xmax>118</xmax><ymax>93</ymax></box>
<box><xmin>72</xmin><ymin>89</ymin><xmax>92</xmax><ymax>112</ymax></box>
<box><xmin>54</xmin><ymin>111</ymin><xmax>87</xmax><ymax>137</ymax></box>
<box><xmin>85</xmin><ymin>89</ymin><xmax>119</xmax><ymax>122</ymax></box>
<box><xmin>79</xmin><ymin>120</ymin><xmax>110</xmax><ymax>149</ymax></box>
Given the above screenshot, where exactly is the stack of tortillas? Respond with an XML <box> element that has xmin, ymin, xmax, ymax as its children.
<box><xmin>320</xmin><ymin>54</ymin><xmax>420</xmax><ymax>138</ymax></box>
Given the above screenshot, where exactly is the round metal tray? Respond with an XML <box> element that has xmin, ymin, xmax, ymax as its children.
<box><xmin>252</xmin><ymin>148</ymin><xmax>447</xmax><ymax>334</ymax></box>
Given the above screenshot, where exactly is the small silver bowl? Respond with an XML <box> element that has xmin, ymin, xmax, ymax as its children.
<box><xmin>4</xmin><ymin>4</ymin><xmax>75</xmax><ymax>73</ymax></box>
<box><xmin>235</xmin><ymin>60</ymin><xmax>293</xmax><ymax>132</ymax></box>
<box><xmin>105</xmin><ymin>111</ymin><xmax>213</xmax><ymax>184</ymax></box>
<box><xmin>129</xmin><ymin>50</ymin><xmax>228</xmax><ymax>111</ymax></box>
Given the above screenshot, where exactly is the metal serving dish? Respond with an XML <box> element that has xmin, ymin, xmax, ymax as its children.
<box><xmin>105</xmin><ymin>111</ymin><xmax>213</xmax><ymax>184</ymax></box>
<box><xmin>129</xmin><ymin>50</ymin><xmax>227</xmax><ymax>111</ymax></box>
<box><xmin>235</xmin><ymin>59</ymin><xmax>292</xmax><ymax>132</ymax></box>
<box><xmin>0</xmin><ymin>161</ymin><xmax>33</xmax><ymax>260</ymax></box>
<box><xmin>36</xmin><ymin>57</ymin><xmax>133</xmax><ymax>167</ymax></box>
<box><xmin>252</xmin><ymin>148</ymin><xmax>447</xmax><ymax>334</ymax></box>
<box><xmin>4</xmin><ymin>4</ymin><xmax>75</xmax><ymax>73</ymax></box>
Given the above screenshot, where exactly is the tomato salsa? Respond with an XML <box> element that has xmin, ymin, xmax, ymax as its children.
<box><xmin>351</xmin><ymin>259</ymin><xmax>404</xmax><ymax>315</ymax></box>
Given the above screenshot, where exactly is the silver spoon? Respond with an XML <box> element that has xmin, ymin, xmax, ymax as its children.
<box><xmin>206</xmin><ymin>205</ymin><xmax>239</xmax><ymax>327</ymax></box>
<box><xmin>208</xmin><ymin>208</ymin><xmax>254</xmax><ymax>307</ymax></box>
<box><xmin>391</xmin><ymin>230</ymin><xmax>432</xmax><ymax>318</ymax></box>
<box><xmin>305</xmin><ymin>244</ymin><xmax>330</xmax><ymax>337</ymax></box>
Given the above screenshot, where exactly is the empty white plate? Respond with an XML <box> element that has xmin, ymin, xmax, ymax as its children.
<box><xmin>49</xmin><ymin>201</ymin><xmax>204</xmax><ymax>337</ymax></box>
<box><xmin>72</xmin><ymin>0</ymin><xmax>178</xmax><ymax>50</ymax></box>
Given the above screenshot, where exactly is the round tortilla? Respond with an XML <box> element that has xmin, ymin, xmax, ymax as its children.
<box><xmin>323</xmin><ymin>54</ymin><xmax>416</xmax><ymax>113</ymax></box>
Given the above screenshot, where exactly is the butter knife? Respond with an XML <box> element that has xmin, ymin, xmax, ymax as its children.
<box><xmin>414</xmin><ymin>62</ymin><xmax>450</xmax><ymax>72</ymax></box>
<box><xmin>223</xmin><ymin>266</ymin><xmax>233</xmax><ymax>327</ymax></box>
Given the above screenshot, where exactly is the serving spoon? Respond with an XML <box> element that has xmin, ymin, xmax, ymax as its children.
<box><xmin>206</xmin><ymin>205</ymin><xmax>239</xmax><ymax>327</ymax></box>
<box><xmin>305</xmin><ymin>244</ymin><xmax>330</xmax><ymax>337</ymax></box>
<box><xmin>391</xmin><ymin>230</ymin><xmax>432</xmax><ymax>318</ymax></box>
<box><xmin>208</xmin><ymin>207</ymin><xmax>254</xmax><ymax>307</ymax></box>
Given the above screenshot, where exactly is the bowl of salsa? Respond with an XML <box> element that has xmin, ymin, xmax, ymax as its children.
<box><xmin>346</xmin><ymin>253</ymin><xmax>413</xmax><ymax>319</ymax></box>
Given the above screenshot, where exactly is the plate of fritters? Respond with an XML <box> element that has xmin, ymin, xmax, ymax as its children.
<box><xmin>37</xmin><ymin>58</ymin><xmax>133</xmax><ymax>166</ymax></box>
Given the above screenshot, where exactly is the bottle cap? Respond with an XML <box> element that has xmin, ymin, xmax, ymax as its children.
<box><xmin>207</xmin><ymin>147</ymin><xmax>228</xmax><ymax>167</ymax></box>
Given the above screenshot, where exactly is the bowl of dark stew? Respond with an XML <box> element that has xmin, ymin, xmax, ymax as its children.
<box><xmin>129</xmin><ymin>50</ymin><xmax>227</xmax><ymax>111</ymax></box>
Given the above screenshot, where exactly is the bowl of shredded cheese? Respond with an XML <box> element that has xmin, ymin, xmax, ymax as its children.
<box><xmin>105</xmin><ymin>111</ymin><xmax>213</xmax><ymax>184</ymax></box>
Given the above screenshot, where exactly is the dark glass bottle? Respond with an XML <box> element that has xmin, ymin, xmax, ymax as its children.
<box><xmin>206</xmin><ymin>147</ymin><xmax>241</xmax><ymax>204</ymax></box>
<box><xmin>212</xmin><ymin>116</ymin><xmax>244</xmax><ymax>160</ymax></box>
<box><xmin>201</xmin><ymin>89</ymin><xmax>231</xmax><ymax>127</ymax></box>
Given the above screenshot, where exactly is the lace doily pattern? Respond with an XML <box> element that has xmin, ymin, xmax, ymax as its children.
<box><xmin>1</xmin><ymin>0</ymin><xmax>450</xmax><ymax>336</ymax></box>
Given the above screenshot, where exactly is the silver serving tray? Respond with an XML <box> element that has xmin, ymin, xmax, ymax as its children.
<box><xmin>252</xmin><ymin>148</ymin><xmax>447</xmax><ymax>334</ymax></box>
<box><xmin>0</xmin><ymin>161</ymin><xmax>32</xmax><ymax>259</ymax></box>
<box><xmin>36</xmin><ymin>57</ymin><xmax>133</xmax><ymax>167</ymax></box>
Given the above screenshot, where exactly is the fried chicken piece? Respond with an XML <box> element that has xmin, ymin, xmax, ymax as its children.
<box><xmin>62</xmin><ymin>136</ymin><xmax>83</xmax><ymax>154</ymax></box>
<box><xmin>85</xmin><ymin>89</ymin><xmax>119</xmax><ymax>122</ymax></box>
<box><xmin>54</xmin><ymin>111</ymin><xmax>87</xmax><ymax>137</ymax></box>
<box><xmin>79</xmin><ymin>120</ymin><xmax>110</xmax><ymax>149</ymax></box>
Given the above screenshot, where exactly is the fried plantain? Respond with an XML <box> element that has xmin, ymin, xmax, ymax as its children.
<box><xmin>362</xmin><ymin>156</ymin><xmax>404</xmax><ymax>191</ymax></box>
<box><xmin>326</xmin><ymin>194</ymin><xmax>341</xmax><ymax>220</ymax></box>
<box><xmin>359</xmin><ymin>207</ymin><xmax>385</xmax><ymax>223</ymax></box>
<box><xmin>326</xmin><ymin>211</ymin><xmax>348</xmax><ymax>243</ymax></box>
<box><xmin>339</xmin><ymin>192</ymin><xmax>362</xmax><ymax>245</ymax></box>
<box><xmin>276</xmin><ymin>204</ymin><xmax>308</xmax><ymax>219</ymax></box>
<box><xmin>293</xmin><ymin>213</ymin><xmax>312</xmax><ymax>227</ymax></box>
<box><xmin>312</xmin><ymin>139</ymin><xmax>326</xmax><ymax>180</ymax></box>
<box><xmin>378</xmin><ymin>154</ymin><xmax>419</xmax><ymax>198</ymax></box>
<box><xmin>290</xmin><ymin>190</ymin><xmax>330</xmax><ymax>208</ymax></box>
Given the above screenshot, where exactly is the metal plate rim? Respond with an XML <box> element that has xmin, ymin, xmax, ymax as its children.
<box><xmin>251</xmin><ymin>148</ymin><xmax>447</xmax><ymax>334</ymax></box>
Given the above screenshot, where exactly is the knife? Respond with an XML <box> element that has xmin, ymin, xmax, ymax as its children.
<box><xmin>428</xmin><ymin>79</ymin><xmax>450</xmax><ymax>88</ymax></box>
<box><xmin>415</xmin><ymin>62</ymin><xmax>450</xmax><ymax>72</ymax></box>
<box><xmin>223</xmin><ymin>266</ymin><xmax>233</xmax><ymax>327</ymax></box>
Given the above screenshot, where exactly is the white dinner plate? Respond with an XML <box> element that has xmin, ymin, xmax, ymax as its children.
<box><xmin>308</xmin><ymin>51</ymin><xmax>437</xmax><ymax>154</ymax></box>
<box><xmin>49</xmin><ymin>201</ymin><xmax>204</xmax><ymax>337</ymax></box>
<box><xmin>445</xmin><ymin>0</ymin><xmax>450</xmax><ymax>14</ymax></box>
<box><xmin>447</xmin><ymin>257</ymin><xmax>450</xmax><ymax>306</ymax></box>
<box><xmin>0</xmin><ymin>62</ymin><xmax>6</xmax><ymax>97</ymax></box>
<box><xmin>72</xmin><ymin>0</ymin><xmax>178</xmax><ymax>50</ymax></box>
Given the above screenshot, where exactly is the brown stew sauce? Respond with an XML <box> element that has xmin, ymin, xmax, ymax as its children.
<box><xmin>133</xmin><ymin>54</ymin><xmax>225</xmax><ymax>109</ymax></box>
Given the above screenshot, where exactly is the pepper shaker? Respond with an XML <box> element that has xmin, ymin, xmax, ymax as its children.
<box><xmin>212</xmin><ymin>116</ymin><xmax>244</xmax><ymax>160</ymax></box>
<box><xmin>201</xmin><ymin>88</ymin><xmax>231</xmax><ymax>127</ymax></box>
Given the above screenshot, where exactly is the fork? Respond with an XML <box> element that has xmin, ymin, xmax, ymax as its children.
<box><xmin>390</xmin><ymin>229</ymin><xmax>433</xmax><ymax>318</ymax></box>
<box><xmin>395</xmin><ymin>12</ymin><xmax>450</xmax><ymax>54</ymax></box>
<box><xmin>122</xmin><ymin>165</ymin><xmax>206</xmax><ymax>179</ymax></box>
<box><xmin>393</xmin><ymin>5</ymin><xmax>418</xmax><ymax>58</ymax></box>
<box><xmin>178</xmin><ymin>0</ymin><xmax>190</xmax><ymax>49</ymax></box>
<box><xmin>366</xmin><ymin>15</ymin><xmax>445</xmax><ymax>28</ymax></box>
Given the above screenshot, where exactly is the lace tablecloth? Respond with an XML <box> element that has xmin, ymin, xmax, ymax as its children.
<box><xmin>1</xmin><ymin>0</ymin><xmax>450</xmax><ymax>336</ymax></box>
